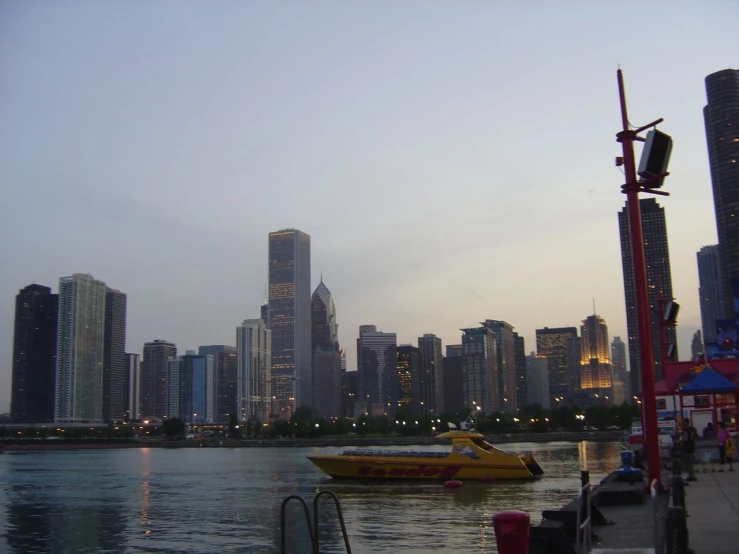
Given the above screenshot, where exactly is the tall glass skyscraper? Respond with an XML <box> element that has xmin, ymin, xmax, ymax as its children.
<box><xmin>268</xmin><ymin>229</ymin><xmax>311</xmax><ymax>418</ymax></box>
<box><xmin>55</xmin><ymin>274</ymin><xmax>108</xmax><ymax>423</ymax></box>
<box><xmin>697</xmin><ymin>245</ymin><xmax>724</xmax><ymax>344</ymax></box>
<box><xmin>103</xmin><ymin>288</ymin><xmax>127</xmax><ymax>422</ymax></box>
<box><xmin>703</xmin><ymin>69</ymin><xmax>739</xmax><ymax>317</ymax></box>
<box><xmin>618</xmin><ymin>198</ymin><xmax>676</xmax><ymax>392</ymax></box>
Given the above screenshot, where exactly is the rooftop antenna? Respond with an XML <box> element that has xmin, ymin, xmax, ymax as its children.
<box><xmin>593</xmin><ymin>298</ymin><xmax>596</xmax><ymax>316</ymax></box>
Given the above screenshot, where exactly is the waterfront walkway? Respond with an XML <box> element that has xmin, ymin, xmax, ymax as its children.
<box><xmin>687</xmin><ymin>467</ymin><xmax>739</xmax><ymax>553</ymax></box>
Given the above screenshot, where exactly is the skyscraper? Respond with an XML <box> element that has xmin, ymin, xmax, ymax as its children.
<box><xmin>535</xmin><ymin>326</ymin><xmax>578</xmax><ymax>404</ymax></box>
<box><xmin>611</xmin><ymin>337</ymin><xmax>627</xmax><ymax>406</ymax></box>
<box><xmin>618</xmin><ymin>198</ymin><xmax>677</xmax><ymax>391</ymax></box>
<box><xmin>237</xmin><ymin>319</ymin><xmax>271</xmax><ymax>423</ymax></box>
<box><xmin>55</xmin><ymin>274</ymin><xmax>107</xmax><ymax>423</ymax></box>
<box><xmin>11</xmin><ymin>284</ymin><xmax>58</xmax><ymax>423</ymax></box>
<box><xmin>691</xmin><ymin>330</ymin><xmax>703</xmax><ymax>361</ymax></box>
<box><xmin>311</xmin><ymin>279</ymin><xmax>342</xmax><ymax>418</ymax></box>
<box><xmin>461</xmin><ymin>326</ymin><xmax>498</xmax><ymax>413</ymax></box>
<box><xmin>513</xmin><ymin>332</ymin><xmax>527</xmax><ymax>409</ymax></box>
<box><xmin>356</xmin><ymin>326</ymin><xmax>397</xmax><ymax>417</ymax></box>
<box><xmin>697</xmin><ymin>245</ymin><xmax>724</xmax><ymax>343</ymax></box>
<box><xmin>442</xmin><ymin>346</ymin><xmax>464</xmax><ymax>413</ymax></box>
<box><xmin>703</xmin><ymin>69</ymin><xmax>739</xmax><ymax>317</ymax></box>
<box><xmin>141</xmin><ymin>340</ymin><xmax>177</xmax><ymax>419</ymax></box>
<box><xmin>166</xmin><ymin>353</ymin><xmax>206</xmax><ymax>424</ymax></box>
<box><xmin>199</xmin><ymin>345</ymin><xmax>237</xmax><ymax>424</ymax></box>
<box><xmin>125</xmin><ymin>353</ymin><xmax>140</xmax><ymax>421</ymax></box>
<box><xmin>418</xmin><ymin>334</ymin><xmax>442</xmax><ymax>414</ymax></box>
<box><xmin>268</xmin><ymin>229</ymin><xmax>311</xmax><ymax>417</ymax></box>
<box><xmin>396</xmin><ymin>345</ymin><xmax>421</xmax><ymax>413</ymax></box>
<box><xmin>578</xmin><ymin>314</ymin><xmax>613</xmax><ymax>405</ymax></box>
<box><xmin>102</xmin><ymin>288</ymin><xmax>127</xmax><ymax>422</ymax></box>
<box><xmin>482</xmin><ymin>320</ymin><xmax>517</xmax><ymax>413</ymax></box>
<box><xmin>526</xmin><ymin>353</ymin><xmax>550</xmax><ymax>409</ymax></box>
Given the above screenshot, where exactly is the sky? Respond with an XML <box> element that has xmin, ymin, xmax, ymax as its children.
<box><xmin>0</xmin><ymin>2</ymin><xmax>735</xmax><ymax>413</ymax></box>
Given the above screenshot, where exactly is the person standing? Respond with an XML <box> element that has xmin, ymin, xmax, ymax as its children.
<box><xmin>681</xmin><ymin>418</ymin><xmax>698</xmax><ymax>481</ymax></box>
<box><xmin>717</xmin><ymin>421</ymin><xmax>735</xmax><ymax>472</ymax></box>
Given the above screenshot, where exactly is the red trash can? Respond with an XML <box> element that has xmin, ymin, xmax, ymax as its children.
<box><xmin>492</xmin><ymin>510</ymin><xmax>530</xmax><ymax>554</ymax></box>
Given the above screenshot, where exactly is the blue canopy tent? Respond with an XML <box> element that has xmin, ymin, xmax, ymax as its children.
<box><xmin>677</xmin><ymin>367</ymin><xmax>738</xmax><ymax>430</ymax></box>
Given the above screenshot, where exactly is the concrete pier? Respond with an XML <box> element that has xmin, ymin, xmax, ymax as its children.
<box><xmin>685</xmin><ymin>467</ymin><xmax>739</xmax><ymax>553</ymax></box>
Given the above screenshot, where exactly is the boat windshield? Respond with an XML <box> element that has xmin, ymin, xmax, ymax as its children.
<box><xmin>472</xmin><ymin>438</ymin><xmax>493</xmax><ymax>451</ymax></box>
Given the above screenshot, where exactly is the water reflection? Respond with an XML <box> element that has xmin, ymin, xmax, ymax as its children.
<box><xmin>0</xmin><ymin>440</ymin><xmax>623</xmax><ymax>553</ymax></box>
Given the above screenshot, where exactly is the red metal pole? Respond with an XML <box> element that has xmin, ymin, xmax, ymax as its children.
<box><xmin>616</xmin><ymin>69</ymin><xmax>662</xmax><ymax>489</ymax></box>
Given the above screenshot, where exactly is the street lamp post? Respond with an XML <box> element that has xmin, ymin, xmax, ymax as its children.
<box><xmin>615</xmin><ymin>69</ymin><xmax>672</xmax><ymax>491</ymax></box>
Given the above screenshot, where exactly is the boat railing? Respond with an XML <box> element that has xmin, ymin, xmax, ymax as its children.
<box><xmin>341</xmin><ymin>449</ymin><xmax>448</xmax><ymax>458</ymax></box>
<box><xmin>280</xmin><ymin>490</ymin><xmax>352</xmax><ymax>554</ymax></box>
<box><xmin>574</xmin><ymin>471</ymin><xmax>592</xmax><ymax>554</ymax></box>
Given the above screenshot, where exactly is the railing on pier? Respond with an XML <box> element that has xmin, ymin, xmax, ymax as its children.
<box><xmin>574</xmin><ymin>470</ymin><xmax>592</xmax><ymax>554</ymax></box>
<box><xmin>280</xmin><ymin>490</ymin><xmax>352</xmax><ymax>554</ymax></box>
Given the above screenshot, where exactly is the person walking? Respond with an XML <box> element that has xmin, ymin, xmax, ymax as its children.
<box><xmin>681</xmin><ymin>418</ymin><xmax>698</xmax><ymax>481</ymax></box>
<box><xmin>717</xmin><ymin>421</ymin><xmax>734</xmax><ymax>472</ymax></box>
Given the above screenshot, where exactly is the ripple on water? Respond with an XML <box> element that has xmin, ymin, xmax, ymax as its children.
<box><xmin>0</xmin><ymin>441</ymin><xmax>622</xmax><ymax>553</ymax></box>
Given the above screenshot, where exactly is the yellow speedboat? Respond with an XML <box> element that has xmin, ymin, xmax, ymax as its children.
<box><xmin>307</xmin><ymin>431</ymin><xmax>544</xmax><ymax>481</ymax></box>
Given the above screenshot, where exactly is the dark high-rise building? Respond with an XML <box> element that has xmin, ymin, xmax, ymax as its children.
<box><xmin>167</xmin><ymin>353</ymin><xmax>206</xmax><ymax>424</ymax></box>
<box><xmin>103</xmin><ymin>289</ymin><xmax>127</xmax><ymax>422</ymax></box>
<box><xmin>396</xmin><ymin>345</ymin><xmax>421</xmax><ymax>414</ymax></box>
<box><xmin>703</xmin><ymin>69</ymin><xmax>739</xmax><ymax>318</ymax></box>
<box><xmin>418</xmin><ymin>334</ymin><xmax>442</xmax><ymax>414</ymax></box>
<box><xmin>461</xmin><ymin>327</ymin><xmax>498</xmax><ymax>413</ymax></box>
<box><xmin>618</xmin><ymin>198</ymin><xmax>677</xmax><ymax>392</ymax></box>
<box><xmin>311</xmin><ymin>279</ymin><xmax>342</xmax><ymax>418</ymax></box>
<box><xmin>691</xmin><ymin>330</ymin><xmax>703</xmax><ymax>361</ymax></box>
<box><xmin>513</xmin><ymin>332</ymin><xmax>527</xmax><ymax>409</ymax></box>
<box><xmin>268</xmin><ymin>229</ymin><xmax>311</xmax><ymax>418</ymax></box>
<box><xmin>611</xmin><ymin>337</ymin><xmax>627</xmax><ymax>406</ymax></box>
<box><xmin>125</xmin><ymin>353</ymin><xmax>140</xmax><ymax>421</ymax></box>
<box><xmin>199</xmin><ymin>345</ymin><xmax>237</xmax><ymax>424</ymax></box>
<box><xmin>342</xmin><ymin>370</ymin><xmax>358</xmax><ymax>418</ymax></box>
<box><xmin>11</xmin><ymin>284</ymin><xmax>58</xmax><ymax>423</ymax></box>
<box><xmin>482</xmin><ymin>320</ymin><xmax>517</xmax><ymax>413</ymax></box>
<box><xmin>536</xmin><ymin>326</ymin><xmax>578</xmax><ymax>404</ymax></box>
<box><xmin>141</xmin><ymin>340</ymin><xmax>177</xmax><ymax>419</ymax></box>
<box><xmin>442</xmin><ymin>352</ymin><xmax>465</xmax><ymax>413</ymax></box>
<box><xmin>356</xmin><ymin>326</ymin><xmax>397</xmax><ymax>416</ymax></box>
<box><xmin>697</xmin><ymin>245</ymin><xmax>724</xmax><ymax>344</ymax></box>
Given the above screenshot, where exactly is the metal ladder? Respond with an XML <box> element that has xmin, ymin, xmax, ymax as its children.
<box><xmin>280</xmin><ymin>490</ymin><xmax>352</xmax><ymax>554</ymax></box>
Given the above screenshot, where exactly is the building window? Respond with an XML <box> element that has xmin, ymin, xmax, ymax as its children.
<box><xmin>696</xmin><ymin>395</ymin><xmax>710</xmax><ymax>407</ymax></box>
<box><xmin>656</xmin><ymin>399</ymin><xmax>667</xmax><ymax>410</ymax></box>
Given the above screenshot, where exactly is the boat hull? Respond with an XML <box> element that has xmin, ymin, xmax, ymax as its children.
<box><xmin>307</xmin><ymin>454</ymin><xmax>536</xmax><ymax>481</ymax></box>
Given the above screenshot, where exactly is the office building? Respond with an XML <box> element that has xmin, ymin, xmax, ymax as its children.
<box><xmin>237</xmin><ymin>319</ymin><xmax>271</xmax><ymax>423</ymax></box>
<box><xmin>125</xmin><ymin>353</ymin><xmax>140</xmax><ymax>421</ymax></box>
<box><xmin>703</xmin><ymin>69</ymin><xmax>739</xmax><ymax>317</ymax></box>
<box><xmin>691</xmin><ymin>330</ymin><xmax>704</xmax><ymax>361</ymax></box>
<box><xmin>418</xmin><ymin>334</ymin><xmax>442</xmax><ymax>414</ymax></box>
<box><xmin>55</xmin><ymin>274</ymin><xmax>107</xmax><ymax>423</ymax></box>
<box><xmin>513</xmin><ymin>332</ymin><xmax>527</xmax><ymax>409</ymax></box>
<box><xmin>535</xmin><ymin>326</ymin><xmax>578</xmax><ymax>404</ymax></box>
<box><xmin>199</xmin><ymin>345</ymin><xmax>237</xmax><ymax>424</ymax></box>
<box><xmin>618</xmin><ymin>198</ymin><xmax>677</xmax><ymax>391</ymax></box>
<box><xmin>396</xmin><ymin>345</ymin><xmax>421</xmax><ymax>413</ymax></box>
<box><xmin>141</xmin><ymin>340</ymin><xmax>177</xmax><ymax>419</ymax></box>
<box><xmin>578</xmin><ymin>314</ymin><xmax>613</xmax><ymax>405</ymax></box>
<box><xmin>11</xmin><ymin>284</ymin><xmax>58</xmax><ymax>423</ymax></box>
<box><xmin>356</xmin><ymin>326</ymin><xmax>397</xmax><ymax>416</ymax></box>
<box><xmin>166</xmin><ymin>353</ymin><xmax>206</xmax><ymax>424</ymax></box>
<box><xmin>482</xmin><ymin>320</ymin><xmax>517</xmax><ymax>413</ymax></box>
<box><xmin>102</xmin><ymin>289</ymin><xmax>127</xmax><ymax>422</ymax></box>
<box><xmin>697</xmin><ymin>245</ymin><xmax>724</xmax><ymax>344</ymax></box>
<box><xmin>442</xmin><ymin>348</ymin><xmax>465</xmax><ymax>413</ymax></box>
<box><xmin>268</xmin><ymin>229</ymin><xmax>311</xmax><ymax>417</ymax></box>
<box><xmin>461</xmin><ymin>326</ymin><xmax>498</xmax><ymax>413</ymax></box>
<box><xmin>526</xmin><ymin>353</ymin><xmax>550</xmax><ymax>409</ymax></box>
<box><xmin>611</xmin><ymin>337</ymin><xmax>627</xmax><ymax>406</ymax></box>
<box><xmin>311</xmin><ymin>279</ymin><xmax>342</xmax><ymax>418</ymax></box>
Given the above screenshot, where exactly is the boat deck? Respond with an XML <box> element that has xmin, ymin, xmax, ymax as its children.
<box><xmin>340</xmin><ymin>450</ymin><xmax>449</xmax><ymax>458</ymax></box>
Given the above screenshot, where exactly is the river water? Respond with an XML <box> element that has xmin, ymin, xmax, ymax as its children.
<box><xmin>0</xmin><ymin>441</ymin><xmax>622</xmax><ymax>553</ymax></box>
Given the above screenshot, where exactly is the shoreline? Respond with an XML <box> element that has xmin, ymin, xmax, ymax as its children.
<box><xmin>1</xmin><ymin>430</ymin><xmax>624</xmax><ymax>451</ymax></box>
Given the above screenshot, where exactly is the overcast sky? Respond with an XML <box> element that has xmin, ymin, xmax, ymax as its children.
<box><xmin>0</xmin><ymin>2</ymin><xmax>735</xmax><ymax>413</ymax></box>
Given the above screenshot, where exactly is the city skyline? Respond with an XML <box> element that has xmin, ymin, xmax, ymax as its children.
<box><xmin>1</xmin><ymin>3</ymin><xmax>735</xmax><ymax>413</ymax></box>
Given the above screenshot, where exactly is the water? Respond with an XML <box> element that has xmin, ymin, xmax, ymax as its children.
<box><xmin>0</xmin><ymin>441</ymin><xmax>622</xmax><ymax>553</ymax></box>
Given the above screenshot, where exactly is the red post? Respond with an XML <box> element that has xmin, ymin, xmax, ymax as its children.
<box><xmin>616</xmin><ymin>69</ymin><xmax>662</xmax><ymax>490</ymax></box>
<box><xmin>492</xmin><ymin>510</ymin><xmax>530</xmax><ymax>554</ymax></box>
